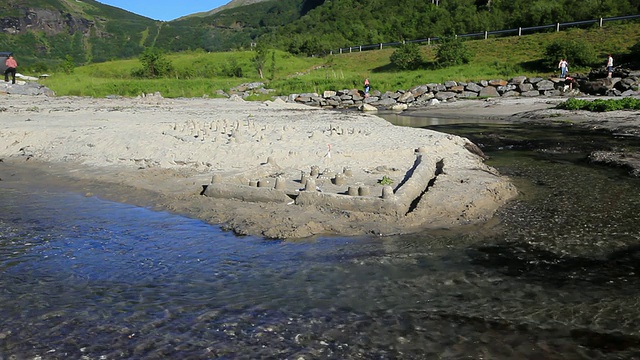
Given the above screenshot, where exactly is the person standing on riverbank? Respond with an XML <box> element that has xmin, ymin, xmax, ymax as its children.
<box><xmin>4</xmin><ymin>54</ymin><xmax>17</xmax><ymax>84</ymax></box>
<box><xmin>607</xmin><ymin>54</ymin><xmax>614</xmax><ymax>78</ymax></box>
<box><xmin>558</xmin><ymin>58</ymin><xmax>568</xmax><ymax>78</ymax></box>
<box><xmin>364</xmin><ymin>78</ymin><xmax>370</xmax><ymax>97</ymax></box>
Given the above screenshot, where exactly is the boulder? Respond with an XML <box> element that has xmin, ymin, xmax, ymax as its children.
<box><xmin>359</xmin><ymin>103</ymin><xmax>378</xmax><ymax>112</ymax></box>
<box><xmin>397</xmin><ymin>92</ymin><xmax>415</xmax><ymax>103</ymax></box>
<box><xmin>535</xmin><ymin>80</ymin><xmax>555</xmax><ymax>91</ymax></box>
<box><xmin>509</xmin><ymin>76</ymin><xmax>527</xmax><ymax>85</ymax></box>
<box><xmin>434</xmin><ymin>91</ymin><xmax>457</xmax><ymax>100</ymax></box>
<box><xmin>518</xmin><ymin>83</ymin><xmax>534</xmax><ymax>92</ymax></box>
<box><xmin>390</xmin><ymin>103</ymin><xmax>408</xmax><ymax>111</ymax></box>
<box><xmin>489</xmin><ymin>79</ymin><xmax>507</xmax><ymax>86</ymax></box>
<box><xmin>479</xmin><ymin>86</ymin><xmax>500</xmax><ymax>97</ymax></box>
<box><xmin>466</xmin><ymin>82</ymin><xmax>483</xmax><ymax>92</ymax></box>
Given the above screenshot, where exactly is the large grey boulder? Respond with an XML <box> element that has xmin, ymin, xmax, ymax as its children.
<box><xmin>0</xmin><ymin>82</ymin><xmax>55</xmax><ymax>96</ymax></box>
<box><xmin>434</xmin><ymin>91</ymin><xmax>457</xmax><ymax>100</ymax></box>
<box><xmin>479</xmin><ymin>86</ymin><xmax>499</xmax><ymax>97</ymax></box>
<box><xmin>579</xmin><ymin>78</ymin><xmax>620</xmax><ymax>95</ymax></box>
<box><xmin>466</xmin><ymin>82</ymin><xmax>483</xmax><ymax>93</ymax></box>
<box><xmin>535</xmin><ymin>80</ymin><xmax>555</xmax><ymax>91</ymax></box>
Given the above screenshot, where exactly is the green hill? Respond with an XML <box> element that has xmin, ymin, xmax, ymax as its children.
<box><xmin>2</xmin><ymin>0</ymin><xmax>639</xmax><ymax>71</ymax></box>
<box><xmin>41</xmin><ymin>22</ymin><xmax>640</xmax><ymax>99</ymax></box>
<box><xmin>0</xmin><ymin>0</ymin><xmax>160</xmax><ymax>68</ymax></box>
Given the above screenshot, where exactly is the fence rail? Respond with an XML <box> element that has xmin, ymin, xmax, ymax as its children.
<box><xmin>327</xmin><ymin>14</ymin><xmax>640</xmax><ymax>55</ymax></box>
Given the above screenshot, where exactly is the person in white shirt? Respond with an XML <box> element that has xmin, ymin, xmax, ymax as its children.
<box><xmin>558</xmin><ymin>58</ymin><xmax>568</xmax><ymax>78</ymax></box>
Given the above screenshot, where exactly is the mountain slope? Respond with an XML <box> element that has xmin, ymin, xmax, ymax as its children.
<box><xmin>180</xmin><ymin>0</ymin><xmax>272</xmax><ymax>18</ymax></box>
<box><xmin>1</xmin><ymin>0</ymin><xmax>639</xmax><ymax>71</ymax></box>
<box><xmin>0</xmin><ymin>0</ymin><xmax>160</xmax><ymax>65</ymax></box>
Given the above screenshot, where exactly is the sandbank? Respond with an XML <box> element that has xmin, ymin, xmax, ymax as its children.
<box><xmin>5</xmin><ymin>93</ymin><xmax>629</xmax><ymax>239</ymax></box>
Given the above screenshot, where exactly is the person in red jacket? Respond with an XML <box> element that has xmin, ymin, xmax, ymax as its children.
<box><xmin>4</xmin><ymin>54</ymin><xmax>17</xmax><ymax>84</ymax></box>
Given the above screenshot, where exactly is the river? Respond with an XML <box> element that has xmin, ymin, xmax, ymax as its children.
<box><xmin>1</xmin><ymin>114</ymin><xmax>639</xmax><ymax>359</ymax></box>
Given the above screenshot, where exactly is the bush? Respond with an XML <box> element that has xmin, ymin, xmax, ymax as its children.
<box><xmin>545</xmin><ymin>39</ymin><xmax>597</xmax><ymax>70</ymax></box>
<box><xmin>436</xmin><ymin>37</ymin><xmax>471</xmax><ymax>68</ymax></box>
<box><xmin>558</xmin><ymin>97</ymin><xmax>640</xmax><ymax>112</ymax></box>
<box><xmin>133</xmin><ymin>47</ymin><xmax>174</xmax><ymax>78</ymax></box>
<box><xmin>220</xmin><ymin>58</ymin><xmax>244</xmax><ymax>78</ymax></box>
<box><xmin>390</xmin><ymin>43</ymin><xmax>423</xmax><ymax>70</ymax></box>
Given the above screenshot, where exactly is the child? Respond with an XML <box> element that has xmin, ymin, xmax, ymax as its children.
<box><xmin>364</xmin><ymin>78</ymin><xmax>370</xmax><ymax>97</ymax></box>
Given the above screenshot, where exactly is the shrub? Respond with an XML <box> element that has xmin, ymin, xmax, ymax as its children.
<box><xmin>390</xmin><ymin>43</ymin><xmax>423</xmax><ymax>70</ymax></box>
<box><xmin>61</xmin><ymin>55</ymin><xmax>75</xmax><ymax>74</ymax></box>
<box><xmin>558</xmin><ymin>97</ymin><xmax>640</xmax><ymax>112</ymax></box>
<box><xmin>220</xmin><ymin>58</ymin><xmax>244</xmax><ymax>78</ymax></box>
<box><xmin>133</xmin><ymin>47</ymin><xmax>174</xmax><ymax>78</ymax></box>
<box><xmin>545</xmin><ymin>39</ymin><xmax>597</xmax><ymax>70</ymax></box>
<box><xmin>436</xmin><ymin>36</ymin><xmax>471</xmax><ymax>68</ymax></box>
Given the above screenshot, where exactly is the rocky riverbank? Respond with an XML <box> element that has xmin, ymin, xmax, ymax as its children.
<box><xmin>228</xmin><ymin>69</ymin><xmax>640</xmax><ymax>112</ymax></box>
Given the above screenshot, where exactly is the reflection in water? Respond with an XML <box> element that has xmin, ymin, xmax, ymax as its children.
<box><xmin>2</xmin><ymin>116</ymin><xmax>640</xmax><ymax>359</ymax></box>
<box><xmin>380</xmin><ymin>111</ymin><xmax>509</xmax><ymax>127</ymax></box>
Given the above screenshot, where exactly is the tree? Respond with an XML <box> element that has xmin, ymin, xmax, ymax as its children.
<box><xmin>136</xmin><ymin>47</ymin><xmax>174</xmax><ymax>78</ymax></box>
<box><xmin>390</xmin><ymin>43</ymin><xmax>423</xmax><ymax>70</ymax></box>
<box><xmin>436</xmin><ymin>36</ymin><xmax>472</xmax><ymax>67</ymax></box>
<box><xmin>545</xmin><ymin>39</ymin><xmax>597</xmax><ymax>70</ymax></box>
<box><xmin>253</xmin><ymin>43</ymin><xmax>268</xmax><ymax>79</ymax></box>
<box><xmin>61</xmin><ymin>55</ymin><xmax>75</xmax><ymax>74</ymax></box>
<box><xmin>269</xmin><ymin>51</ymin><xmax>276</xmax><ymax>80</ymax></box>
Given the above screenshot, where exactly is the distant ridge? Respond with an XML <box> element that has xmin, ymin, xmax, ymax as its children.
<box><xmin>177</xmin><ymin>0</ymin><xmax>272</xmax><ymax>19</ymax></box>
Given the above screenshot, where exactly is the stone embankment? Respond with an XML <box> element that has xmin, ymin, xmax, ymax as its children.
<box><xmin>225</xmin><ymin>69</ymin><xmax>640</xmax><ymax>111</ymax></box>
<box><xmin>286</xmin><ymin>70</ymin><xmax>640</xmax><ymax>111</ymax></box>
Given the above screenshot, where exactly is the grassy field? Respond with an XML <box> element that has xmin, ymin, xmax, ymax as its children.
<box><xmin>40</xmin><ymin>22</ymin><xmax>640</xmax><ymax>98</ymax></box>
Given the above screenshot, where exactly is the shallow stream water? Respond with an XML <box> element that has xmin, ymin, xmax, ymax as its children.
<box><xmin>1</xmin><ymin>114</ymin><xmax>640</xmax><ymax>359</ymax></box>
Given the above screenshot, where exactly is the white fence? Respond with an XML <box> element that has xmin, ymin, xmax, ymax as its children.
<box><xmin>327</xmin><ymin>14</ymin><xmax>640</xmax><ymax>55</ymax></box>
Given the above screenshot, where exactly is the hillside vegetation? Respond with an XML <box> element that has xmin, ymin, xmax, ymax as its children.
<box><xmin>1</xmin><ymin>0</ymin><xmax>639</xmax><ymax>68</ymax></box>
<box><xmin>41</xmin><ymin>22</ymin><xmax>640</xmax><ymax>98</ymax></box>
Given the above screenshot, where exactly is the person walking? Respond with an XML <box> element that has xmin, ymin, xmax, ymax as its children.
<box><xmin>558</xmin><ymin>58</ymin><xmax>568</xmax><ymax>78</ymax></box>
<box><xmin>606</xmin><ymin>54</ymin><xmax>614</xmax><ymax>78</ymax></box>
<box><xmin>4</xmin><ymin>54</ymin><xmax>17</xmax><ymax>84</ymax></box>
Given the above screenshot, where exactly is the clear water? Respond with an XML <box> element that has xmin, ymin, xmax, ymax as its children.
<box><xmin>2</xmin><ymin>117</ymin><xmax>640</xmax><ymax>359</ymax></box>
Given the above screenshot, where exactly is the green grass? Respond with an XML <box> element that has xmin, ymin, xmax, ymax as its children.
<box><xmin>40</xmin><ymin>22</ymin><xmax>640</xmax><ymax>98</ymax></box>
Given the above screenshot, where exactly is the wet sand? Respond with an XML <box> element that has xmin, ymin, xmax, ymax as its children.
<box><xmin>1</xmin><ymin>94</ymin><xmax>637</xmax><ymax>238</ymax></box>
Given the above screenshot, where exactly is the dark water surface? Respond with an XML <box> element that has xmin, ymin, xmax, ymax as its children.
<box><xmin>2</xmin><ymin>115</ymin><xmax>640</xmax><ymax>359</ymax></box>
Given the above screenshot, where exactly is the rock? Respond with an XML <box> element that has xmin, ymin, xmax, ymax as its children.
<box><xmin>509</xmin><ymin>76</ymin><xmax>527</xmax><ymax>85</ymax></box>
<box><xmin>374</xmin><ymin>98</ymin><xmax>398</xmax><ymax>107</ymax></box>
<box><xmin>397</xmin><ymin>92</ymin><xmax>414</xmax><ymax>103</ymax></box>
<box><xmin>0</xmin><ymin>82</ymin><xmax>55</xmax><ymax>96</ymax></box>
<box><xmin>518</xmin><ymin>83</ymin><xmax>534</xmax><ymax>92</ymax></box>
<box><xmin>434</xmin><ymin>91</ymin><xmax>457</xmax><ymax>101</ymax></box>
<box><xmin>390</xmin><ymin>103</ymin><xmax>408</xmax><ymax>111</ymax></box>
<box><xmin>359</xmin><ymin>103</ymin><xmax>378</xmax><ymax>112</ymax></box>
<box><xmin>466</xmin><ymin>82</ymin><xmax>483</xmax><ymax>92</ymax></box>
<box><xmin>535</xmin><ymin>80</ymin><xmax>555</xmax><ymax>91</ymax></box>
<box><xmin>479</xmin><ymin>86</ymin><xmax>499</xmax><ymax>97</ymax></box>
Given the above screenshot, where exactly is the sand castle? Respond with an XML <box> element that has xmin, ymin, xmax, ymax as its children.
<box><xmin>0</xmin><ymin>95</ymin><xmax>518</xmax><ymax>237</ymax></box>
